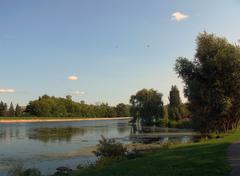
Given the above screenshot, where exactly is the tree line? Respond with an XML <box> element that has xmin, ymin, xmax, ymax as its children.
<box><xmin>24</xmin><ymin>95</ymin><xmax>130</xmax><ymax>118</ymax></box>
<box><xmin>0</xmin><ymin>86</ymin><xmax>187</xmax><ymax>121</ymax></box>
<box><xmin>0</xmin><ymin>101</ymin><xmax>22</xmax><ymax>117</ymax></box>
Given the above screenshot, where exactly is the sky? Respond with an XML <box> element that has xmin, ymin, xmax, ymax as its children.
<box><xmin>0</xmin><ymin>0</ymin><xmax>240</xmax><ymax>106</ymax></box>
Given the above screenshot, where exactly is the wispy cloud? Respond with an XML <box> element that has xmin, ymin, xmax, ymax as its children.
<box><xmin>171</xmin><ymin>12</ymin><xmax>189</xmax><ymax>21</ymax></box>
<box><xmin>68</xmin><ymin>76</ymin><xmax>78</xmax><ymax>81</ymax></box>
<box><xmin>0</xmin><ymin>88</ymin><xmax>15</xmax><ymax>93</ymax></box>
<box><xmin>70</xmin><ymin>91</ymin><xmax>85</xmax><ymax>96</ymax></box>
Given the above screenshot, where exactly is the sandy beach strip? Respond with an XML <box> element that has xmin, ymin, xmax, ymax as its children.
<box><xmin>0</xmin><ymin>117</ymin><xmax>132</xmax><ymax>124</ymax></box>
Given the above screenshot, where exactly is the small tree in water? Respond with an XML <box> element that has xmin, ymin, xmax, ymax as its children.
<box><xmin>130</xmin><ymin>89</ymin><xmax>164</xmax><ymax>125</ymax></box>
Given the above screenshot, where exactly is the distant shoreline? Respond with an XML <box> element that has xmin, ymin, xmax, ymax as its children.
<box><xmin>0</xmin><ymin>117</ymin><xmax>132</xmax><ymax>124</ymax></box>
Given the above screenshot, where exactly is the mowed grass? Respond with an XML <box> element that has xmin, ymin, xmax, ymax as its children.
<box><xmin>71</xmin><ymin>130</ymin><xmax>240</xmax><ymax>176</ymax></box>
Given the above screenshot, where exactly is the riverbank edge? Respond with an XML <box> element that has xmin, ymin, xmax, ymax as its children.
<box><xmin>69</xmin><ymin>130</ymin><xmax>240</xmax><ymax>176</ymax></box>
<box><xmin>0</xmin><ymin>117</ymin><xmax>132</xmax><ymax>123</ymax></box>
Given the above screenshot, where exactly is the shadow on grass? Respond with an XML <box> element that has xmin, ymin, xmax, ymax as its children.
<box><xmin>71</xmin><ymin>141</ymin><xmax>232</xmax><ymax>176</ymax></box>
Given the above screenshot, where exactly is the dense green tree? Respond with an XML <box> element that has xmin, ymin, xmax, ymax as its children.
<box><xmin>15</xmin><ymin>104</ymin><xmax>22</xmax><ymax>117</ymax></box>
<box><xmin>8</xmin><ymin>102</ymin><xmax>15</xmax><ymax>117</ymax></box>
<box><xmin>130</xmin><ymin>89</ymin><xmax>164</xmax><ymax>125</ymax></box>
<box><xmin>25</xmin><ymin>95</ymin><xmax>123</xmax><ymax>118</ymax></box>
<box><xmin>0</xmin><ymin>101</ymin><xmax>7</xmax><ymax>116</ymax></box>
<box><xmin>169</xmin><ymin>86</ymin><xmax>181</xmax><ymax>107</ymax></box>
<box><xmin>175</xmin><ymin>32</ymin><xmax>240</xmax><ymax>133</ymax></box>
<box><xmin>168</xmin><ymin>85</ymin><xmax>182</xmax><ymax>120</ymax></box>
<box><xmin>115</xmin><ymin>103</ymin><xmax>130</xmax><ymax>117</ymax></box>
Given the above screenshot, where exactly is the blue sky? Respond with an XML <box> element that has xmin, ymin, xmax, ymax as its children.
<box><xmin>0</xmin><ymin>0</ymin><xmax>240</xmax><ymax>106</ymax></box>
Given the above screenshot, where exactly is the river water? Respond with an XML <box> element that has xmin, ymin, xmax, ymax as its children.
<box><xmin>0</xmin><ymin>119</ymin><xmax>195</xmax><ymax>175</ymax></box>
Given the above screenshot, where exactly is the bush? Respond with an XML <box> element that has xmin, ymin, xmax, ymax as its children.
<box><xmin>167</xmin><ymin>119</ymin><xmax>193</xmax><ymax>129</ymax></box>
<box><xmin>155</xmin><ymin>119</ymin><xmax>168</xmax><ymax>127</ymax></box>
<box><xmin>93</xmin><ymin>135</ymin><xmax>127</xmax><ymax>158</ymax></box>
<box><xmin>175</xmin><ymin>119</ymin><xmax>193</xmax><ymax>129</ymax></box>
<box><xmin>53</xmin><ymin>166</ymin><xmax>73</xmax><ymax>176</ymax></box>
<box><xmin>7</xmin><ymin>165</ymin><xmax>42</xmax><ymax>176</ymax></box>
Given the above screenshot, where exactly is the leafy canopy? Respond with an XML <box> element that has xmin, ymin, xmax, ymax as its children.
<box><xmin>175</xmin><ymin>32</ymin><xmax>240</xmax><ymax>133</ymax></box>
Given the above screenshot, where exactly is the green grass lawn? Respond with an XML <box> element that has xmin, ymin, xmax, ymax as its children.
<box><xmin>71</xmin><ymin>130</ymin><xmax>240</xmax><ymax>176</ymax></box>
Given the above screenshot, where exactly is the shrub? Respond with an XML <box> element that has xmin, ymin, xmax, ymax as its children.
<box><xmin>175</xmin><ymin>119</ymin><xmax>193</xmax><ymax>129</ymax></box>
<box><xmin>93</xmin><ymin>135</ymin><xmax>127</xmax><ymax>158</ymax></box>
<box><xmin>167</xmin><ymin>120</ymin><xmax>178</xmax><ymax>128</ymax></box>
<box><xmin>167</xmin><ymin>119</ymin><xmax>193</xmax><ymax>129</ymax></box>
<box><xmin>7</xmin><ymin>165</ymin><xmax>42</xmax><ymax>176</ymax></box>
<box><xmin>23</xmin><ymin>169</ymin><xmax>42</xmax><ymax>176</ymax></box>
<box><xmin>155</xmin><ymin>119</ymin><xmax>168</xmax><ymax>127</ymax></box>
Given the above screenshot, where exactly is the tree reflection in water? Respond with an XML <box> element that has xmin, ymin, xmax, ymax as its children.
<box><xmin>28</xmin><ymin>127</ymin><xmax>85</xmax><ymax>143</ymax></box>
<box><xmin>129</xmin><ymin>123</ymin><xmax>195</xmax><ymax>144</ymax></box>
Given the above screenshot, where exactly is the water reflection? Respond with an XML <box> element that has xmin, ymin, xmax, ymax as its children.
<box><xmin>116</xmin><ymin>122</ymin><xmax>131</xmax><ymax>134</ymax></box>
<box><xmin>0</xmin><ymin>127</ymin><xmax>22</xmax><ymax>142</ymax></box>
<box><xmin>0</xmin><ymin>119</ymin><xmax>196</xmax><ymax>176</ymax></box>
<box><xmin>129</xmin><ymin>123</ymin><xmax>195</xmax><ymax>144</ymax></box>
<box><xmin>130</xmin><ymin>124</ymin><xmax>191</xmax><ymax>134</ymax></box>
<box><xmin>0</xmin><ymin>120</ymin><xmax>132</xmax><ymax>176</ymax></box>
<box><xmin>28</xmin><ymin>127</ymin><xmax>86</xmax><ymax>143</ymax></box>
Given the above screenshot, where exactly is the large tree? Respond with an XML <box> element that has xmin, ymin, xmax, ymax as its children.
<box><xmin>175</xmin><ymin>32</ymin><xmax>240</xmax><ymax>133</ymax></box>
<box><xmin>130</xmin><ymin>89</ymin><xmax>164</xmax><ymax>125</ymax></box>
<box><xmin>168</xmin><ymin>85</ymin><xmax>182</xmax><ymax>120</ymax></box>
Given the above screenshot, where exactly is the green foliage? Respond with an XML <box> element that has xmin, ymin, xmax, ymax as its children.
<box><xmin>25</xmin><ymin>95</ymin><xmax>129</xmax><ymax>118</ymax></box>
<box><xmin>169</xmin><ymin>85</ymin><xmax>181</xmax><ymax>107</ymax></box>
<box><xmin>53</xmin><ymin>166</ymin><xmax>73</xmax><ymax>176</ymax></box>
<box><xmin>7</xmin><ymin>164</ymin><xmax>42</xmax><ymax>176</ymax></box>
<box><xmin>15</xmin><ymin>104</ymin><xmax>22</xmax><ymax>117</ymax></box>
<box><xmin>22</xmin><ymin>169</ymin><xmax>42</xmax><ymax>176</ymax></box>
<box><xmin>0</xmin><ymin>101</ymin><xmax>8</xmax><ymax>116</ymax></box>
<box><xmin>167</xmin><ymin>119</ymin><xmax>193</xmax><ymax>129</ymax></box>
<box><xmin>93</xmin><ymin>135</ymin><xmax>127</xmax><ymax>158</ymax></box>
<box><xmin>168</xmin><ymin>106</ymin><xmax>181</xmax><ymax>120</ymax></box>
<box><xmin>130</xmin><ymin>89</ymin><xmax>164</xmax><ymax>125</ymax></box>
<box><xmin>8</xmin><ymin>102</ymin><xmax>15</xmax><ymax>117</ymax></box>
<box><xmin>7</xmin><ymin>164</ymin><xmax>25</xmax><ymax>176</ymax></box>
<box><xmin>155</xmin><ymin>119</ymin><xmax>168</xmax><ymax>127</ymax></box>
<box><xmin>175</xmin><ymin>32</ymin><xmax>240</xmax><ymax>133</ymax></box>
<box><xmin>168</xmin><ymin>86</ymin><xmax>189</xmax><ymax>121</ymax></box>
<box><xmin>115</xmin><ymin>103</ymin><xmax>130</xmax><ymax>117</ymax></box>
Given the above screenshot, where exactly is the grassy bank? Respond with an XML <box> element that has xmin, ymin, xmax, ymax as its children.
<box><xmin>70</xmin><ymin>130</ymin><xmax>240</xmax><ymax>176</ymax></box>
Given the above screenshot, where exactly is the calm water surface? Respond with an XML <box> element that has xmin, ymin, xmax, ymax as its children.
<box><xmin>0</xmin><ymin>119</ymin><xmax>194</xmax><ymax>175</ymax></box>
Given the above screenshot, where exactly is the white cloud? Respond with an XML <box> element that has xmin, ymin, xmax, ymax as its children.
<box><xmin>70</xmin><ymin>91</ymin><xmax>85</xmax><ymax>96</ymax></box>
<box><xmin>68</xmin><ymin>76</ymin><xmax>78</xmax><ymax>81</ymax></box>
<box><xmin>171</xmin><ymin>12</ymin><xmax>189</xmax><ymax>21</ymax></box>
<box><xmin>0</xmin><ymin>88</ymin><xmax>15</xmax><ymax>93</ymax></box>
